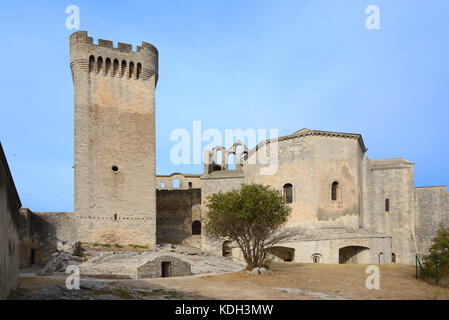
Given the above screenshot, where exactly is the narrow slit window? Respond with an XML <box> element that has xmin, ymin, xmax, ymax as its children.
<box><xmin>385</xmin><ymin>198</ymin><xmax>390</xmax><ymax>212</ymax></box>
<box><xmin>331</xmin><ymin>181</ymin><xmax>339</xmax><ymax>201</ymax></box>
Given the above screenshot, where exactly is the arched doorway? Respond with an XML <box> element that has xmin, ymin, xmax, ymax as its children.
<box><xmin>222</xmin><ymin>241</ymin><xmax>232</xmax><ymax>257</ymax></box>
<box><xmin>339</xmin><ymin>246</ymin><xmax>370</xmax><ymax>264</ymax></box>
<box><xmin>266</xmin><ymin>246</ymin><xmax>295</xmax><ymax>262</ymax></box>
<box><xmin>192</xmin><ymin>220</ymin><xmax>201</xmax><ymax>235</ymax></box>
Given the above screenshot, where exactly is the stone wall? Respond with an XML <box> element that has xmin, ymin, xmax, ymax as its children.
<box><xmin>156</xmin><ymin>189</ymin><xmax>201</xmax><ymax>244</ymax></box>
<box><xmin>368</xmin><ymin>159</ymin><xmax>416</xmax><ymax>264</ymax></box>
<box><xmin>19</xmin><ymin>209</ymin><xmax>76</xmax><ymax>266</ymax></box>
<box><xmin>415</xmin><ymin>186</ymin><xmax>449</xmax><ymax>258</ymax></box>
<box><xmin>0</xmin><ymin>143</ymin><xmax>21</xmax><ymax>299</ymax></box>
<box><xmin>157</xmin><ymin>173</ymin><xmax>201</xmax><ymax>190</ymax></box>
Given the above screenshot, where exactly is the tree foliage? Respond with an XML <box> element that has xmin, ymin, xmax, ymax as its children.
<box><xmin>204</xmin><ymin>184</ymin><xmax>294</xmax><ymax>269</ymax></box>
<box><xmin>423</xmin><ymin>224</ymin><xmax>449</xmax><ymax>278</ymax></box>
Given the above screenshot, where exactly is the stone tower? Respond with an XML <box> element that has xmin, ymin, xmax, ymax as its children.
<box><xmin>70</xmin><ymin>31</ymin><xmax>158</xmax><ymax>247</ymax></box>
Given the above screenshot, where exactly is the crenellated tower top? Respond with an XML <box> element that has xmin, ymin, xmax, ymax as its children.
<box><xmin>70</xmin><ymin>31</ymin><xmax>158</xmax><ymax>84</ymax></box>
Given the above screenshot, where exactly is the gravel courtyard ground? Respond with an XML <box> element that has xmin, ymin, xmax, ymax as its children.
<box><xmin>15</xmin><ymin>262</ymin><xmax>449</xmax><ymax>300</ymax></box>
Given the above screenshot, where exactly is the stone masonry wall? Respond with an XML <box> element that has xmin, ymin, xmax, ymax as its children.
<box><xmin>156</xmin><ymin>189</ymin><xmax>201</xmax><ymax>243</ymax></box>
<box><xmin>415</xmin><ymin>186</ymin><xmax>449</xmax><ymax>258</ymax></box>
<box><xmin>0</xmin><ymin>143</ymin><xmax>20</xmax><ymax>299</ymax></box>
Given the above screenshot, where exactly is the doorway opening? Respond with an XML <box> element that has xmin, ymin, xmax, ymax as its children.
<box><xmin>161</xmin><ymin>261</ymin><xmax>171</xmax><ymax>277</ymax></box>
<box><xmin>30</xmin><ymin>249</ymin><xmax>35</xmax><ymax>265</ymax></box>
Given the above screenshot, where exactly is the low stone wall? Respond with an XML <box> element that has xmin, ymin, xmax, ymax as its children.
<box><xmin>79</xmin><ymin>252</ymin><xmax>192</xmax><ymax>279</ymax></box>
<box><xmin>137</xmin><ymin>255</ymin><xmax>192</xmax><ymax>278</ymax></box>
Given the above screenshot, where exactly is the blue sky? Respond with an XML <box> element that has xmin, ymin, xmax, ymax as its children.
<box><xmin>0</xmin><ymin>1</ymin><xmax>448</xmax><ymax>211</ymax></box>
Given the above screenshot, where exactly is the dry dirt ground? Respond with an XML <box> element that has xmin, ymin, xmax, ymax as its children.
<box><xmin>17</xmin><ymin>262</ymin><xmax>449</xmax><ymax>300</ymax></box>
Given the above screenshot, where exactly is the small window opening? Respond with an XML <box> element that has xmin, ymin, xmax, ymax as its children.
<box><xmin>188</xmin><ymin>182</ymin><xmax>193</xmax><ymax>189</ymax></box>
<box><xmin>331</xmin><ymin>181</ymin><xmax>340</xmax><ymax>201</ymax></box>
<box><xmin>114</xmin><ymin>214</ymin><xmax>117</xmax><ymax>220</ymax></box>
<box><xmin>112</xmin><ymin>165</ymin><xmax>119</xmax><ymax>172</ymax></box>
<box><xmin>283</xmin><ymin>183</ymin><xmax>293</xmax><ymax>204</ymax></box>
<box><xmin>385</xmin><ymin>199</ymin><xmax>390</xmax><ymax>212</ymax></box>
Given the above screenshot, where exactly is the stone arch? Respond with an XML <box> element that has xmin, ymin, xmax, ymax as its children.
<box><xmin>105</xmin><ymin>58</ymin><xmax>111</xmax><ymax>75</ymax></box>
<box><xmin>267</xmin><ymin>246</ymin><xmax>295</xmax><ymax>262</ymax></box>
<box><xmin>89</xmin><ymin>55</ymin><xmax>95</xmax><ymax>73</ymax></box>
<box><xmin>212</xmin><ymin>146</ymin><xmax>226</xmax><ymax>171</ymax></box>
<box><xmin>222</xmin><ymin>241</ymin><xmax>232</xmax><ymax>257</ymax></box>
<box><xmin>339</xmin><ymin>246</ymin><xmax>370</xmax><ymax>264</ymax></box>
<box><xmin>228</xmin><ymin>140</ymin><xmax>248</xmax><ymax>170</ymax></box>
<box><xmin>227</xmin><ymin>152</ymin><xmax>236</xmax><ymax>170</ymax></box>
<box><xmin>112</xmin><ymin>59</ymin><xmax>119</xmax><ymax>77</ymax></box>
<box><xmin>311</xmin><ymin>253</ymin><xmax>321</xmax><ymax>263</ymax></box>
<box><xmin>129</xmin><ymin>61</ymin><xmax>135</xmax><ymax>79</ymax></box>
<box><xmin>97</xmin><ymin>56</ymin><xmax>103</xmax><ymax>75</ymax></box>
<box><xmin>120</xmin><ymin>60</ymin><xmax>127</xmax><ymax>78</ymax></box>
<box><xmin>136</xmin><ymin>63</ymin><xmax>142</xmax><ymax>80</ymax></box>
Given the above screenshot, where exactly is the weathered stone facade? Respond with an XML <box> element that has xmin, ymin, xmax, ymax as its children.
<box><xmin>0</xmin><ymin>143</ymin><xmax>20</xmax><ymax>299</ymax></box>
<box><xmin>200</xmin><ymin>129</ymin><xmax>449</xmax><ymax>265</ymax></box>
<box><xmin>70</xmin><ymin>31</ymin><xmax>158</xmax><ymax>247</ymax></box>
<box><xmin>19</xmin><ymin>209</ymin><xmax>75</xmax><ymax>267</ymax></box>
<box><xmin>156</xmin><ymin>188</ymin><xmax>201</xmax><ymax>245</ymax></box>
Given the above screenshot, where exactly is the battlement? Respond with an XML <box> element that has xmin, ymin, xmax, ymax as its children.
<box><xmin>70</xmin><ymin>31</ymin><xmax>158</xmax><ymax>84</ymax></box>
<box><xmin>70</xmin><ymin>31</ymin><xmax>158</xmax><ymax>55</ymax></box>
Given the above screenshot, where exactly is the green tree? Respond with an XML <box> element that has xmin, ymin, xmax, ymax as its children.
<box><xmin>423</xmin><ymin>224</ymin><xmax>449</xmax><ymax>278</ymax></box>
<box><xmin>204</xmin><ymin>183</ymin><xmax>296</xmax><ymax>270</ymax></box>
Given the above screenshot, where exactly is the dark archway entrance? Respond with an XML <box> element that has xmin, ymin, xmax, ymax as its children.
<box><xmin>339</xmin><ymin>246</ymin><xmax>370</xmax><ymax>264</ymax></box>
<box><xmin>161</xmin><ymin>261</ymin><xmax>172</xmax><ymax>277</ymax></box>
<box><xmin>267</xmin><ymin>246</ymin><xmax>295</xmax><ymax>262</ymax></box>
<box><xmin>30</xmin><ymin>249</ymin><xmax>35</xmax><ymax>265</ymax></box>
<box><xmin>192</xmin><ymin>220</ymin><xmax>201</xmax><ymax>235</ymax></box>
<box><xmin>222</xmin><ymin>241</ymin><xmax>232</xmax><ymax>257</ymax></box>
